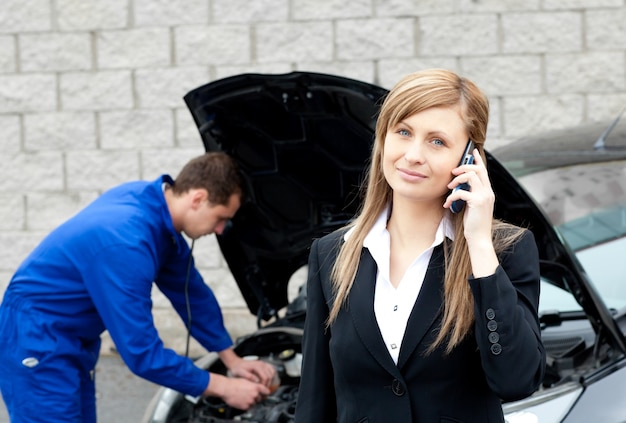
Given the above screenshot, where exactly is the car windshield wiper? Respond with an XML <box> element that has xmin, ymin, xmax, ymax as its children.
<box><xmin>593</xmin><ymin>105</ymin><xmax>626</xmax><ymax>151</ymax></box>
<box><xmin>540</xmin><ymin>309</ymin><xmax>588</xmax><ymax>328</ymax></box>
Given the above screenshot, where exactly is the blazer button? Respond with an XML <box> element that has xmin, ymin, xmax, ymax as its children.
<box><xmin>486</xmin><ymin>308</ymin><xmax>496</xmax><ymax>320</ymax></box>
<box><xmin>488</xmin><ymin>332</ymin><xmax>500</xmax><ymax>344</ymax></box>
<box><xmin>391</xmin><ymin>379</ymin><xmax>405</xmax><ymax>396</ymax></box>
<box><xmin>490</xmin><ymin>343</ymin><xmax>502</xmax><ymax>355</ymax></box>
<box><xmin>487</xmin><ymin>320</ymin><xmax>498</xmax><ymax>332</ymax></box>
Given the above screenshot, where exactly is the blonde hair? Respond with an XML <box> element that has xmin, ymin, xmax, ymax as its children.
<box><xmin>327</xmin><ymin>69</ymin><xmax>524</xmax><ymax>353</ymax></box>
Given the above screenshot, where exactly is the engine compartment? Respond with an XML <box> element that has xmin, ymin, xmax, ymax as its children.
<box><xmin>188</xmin><ymin>383</ymin><xmax>299</xmax><ymax>423</ymax></box>
<box><xmin>158</xmin><ymin>327</ymin><xmax>303</xmax><ymax>423</ymax></box>
<box><xmin>146</xmin><ymin>278</ymin><xmax>622</xmax><ymax>423</ymax></box>
<box><xmin>540</xmin><ymin>313</ymin><xmax>620</xmax><ymax>389</ymax></box>
<box><xmin>153</xmin><ymin>312</ymin><xmax>622</xmax><ymax>423</ymax></box>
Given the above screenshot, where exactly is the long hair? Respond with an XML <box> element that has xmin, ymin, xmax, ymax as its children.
<box><xmin>327</xmin><ymin>69</ymin><xmax>524</xmax><ymax>353</ymax></box>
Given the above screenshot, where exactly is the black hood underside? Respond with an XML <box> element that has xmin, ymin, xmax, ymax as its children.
<box><xmin>184</xmin><ymin>72</ymin><xmax>388</xmax><ymax>319</ymax></box>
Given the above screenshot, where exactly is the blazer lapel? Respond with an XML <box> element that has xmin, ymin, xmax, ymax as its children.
<box><xmin>348</xmin><ymin>248</ymin><xmax>402</xmax><ymax>378</ymax></box>
<box><xmin>397</xmin><ymin>244</ymin><xmax>446</xmax><ymax>369</ymax></box>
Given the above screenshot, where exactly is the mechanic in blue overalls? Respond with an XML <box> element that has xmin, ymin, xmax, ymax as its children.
<box><xmin>0</xmin><ymin>152</ymin><xmax>276</xmax><ymax>422</ymax></box>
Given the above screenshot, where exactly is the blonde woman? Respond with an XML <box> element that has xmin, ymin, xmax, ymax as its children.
<box><xmin>294</xmin><ymin>69</ymin><xmax>545</xmax><ymax>423</ymax></box>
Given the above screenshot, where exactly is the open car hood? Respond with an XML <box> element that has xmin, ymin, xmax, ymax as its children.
<box><xmin>184</xmin><ymin>72</ymin><xmax>621</xmax><ymax>347</ymax></box>
<box><xmin>184</xmin><ymin>72</ymin><xmax>387</xmax><ymax>320</ymax></box>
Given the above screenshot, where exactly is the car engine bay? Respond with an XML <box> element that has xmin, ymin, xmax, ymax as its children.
<box><xmin>152</xmin><ymin>316</ymin><xmax>623</xmax><ymax>423</ymax></box>
<box><xmin>187</xmin><ymin>383</ymin><xmax>299</xmax><ymax>423</ymax></box>
<box><xmin>158</xmin><ymin>327</ymin><xmax>303</xmax><ymax>423</ymax></box>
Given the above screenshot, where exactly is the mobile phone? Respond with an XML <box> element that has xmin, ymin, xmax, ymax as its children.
<box><xmin>450</xmin><ymin>140</ymin><xmax>475</xmax><ymax>214</ymax></box>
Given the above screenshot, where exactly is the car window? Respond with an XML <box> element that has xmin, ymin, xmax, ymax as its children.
<box><xmin>515</xmin><ymin>160</ymin><xmax>626</xmax><ymax>312</ymax></box>
<box><xmin>558</xmin><ymin>199</ymin><xmax>626</xmax><ymax>311</ymax></box>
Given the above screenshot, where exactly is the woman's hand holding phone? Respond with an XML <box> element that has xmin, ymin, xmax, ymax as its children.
<box><xmin>446</xmin><ymin>145</ymin><xmax>499</xmax><ymax>277</ymax></box>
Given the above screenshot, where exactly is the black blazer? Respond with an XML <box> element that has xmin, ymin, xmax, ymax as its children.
<box><xmin>295</xmin><ymin>229</ymin><xmax>545</xmax><ymax>423</ymax></box>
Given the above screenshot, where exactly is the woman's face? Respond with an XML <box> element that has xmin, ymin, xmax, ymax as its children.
<box><xmin>382</xmin><ymin>105</ymin><xmax>470</xmax><ymax>206</ymax></box>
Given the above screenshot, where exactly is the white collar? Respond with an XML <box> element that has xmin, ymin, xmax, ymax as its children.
<box><xmin>345</xmin><ymin>205</ymin><xmax>456</xmax><ymax>244</ymax></box>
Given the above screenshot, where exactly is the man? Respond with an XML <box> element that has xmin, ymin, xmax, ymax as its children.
<box><xmin>0</xmin><ymin>152</ymin><xmax>275</xmax><ymax>422</ymax></box>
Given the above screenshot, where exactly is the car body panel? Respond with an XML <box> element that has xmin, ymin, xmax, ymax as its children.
<box><xmin>562</xmin><ymin>361</ymin><xmax>626</xmax><ymax>422</ymax></box>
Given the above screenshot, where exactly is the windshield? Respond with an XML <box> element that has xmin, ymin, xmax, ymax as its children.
<box><xmin>513</xmin><ymin>160</ymin><xmax>626</xmax><ymax>313</ymax></box>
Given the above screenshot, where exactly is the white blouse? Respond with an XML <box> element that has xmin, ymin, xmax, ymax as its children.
<box><xmin>360</xmin><ymin>208</ymin><xmax>454</xmax><ymax>364</ymax></box>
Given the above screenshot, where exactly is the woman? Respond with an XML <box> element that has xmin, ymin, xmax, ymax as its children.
<box><xmin>294</xmin><ymin>69</ymin><xmax>545</xmax><ymax>422</ymax></box>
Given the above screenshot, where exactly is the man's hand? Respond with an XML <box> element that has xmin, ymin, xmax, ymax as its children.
<box><xmin>203</xmin><ymin>373</ymin><xmax>270</xmax><ymax>410</ymax></box>
<box><xmin>218</xmin><ymin>348</ymin><xmax>276</xmax><ymax>387</ymax></box>
<box><xmin>228</xmin><ymin>357</ymin><xmax>276</xmax><ymax>387</ymax></box>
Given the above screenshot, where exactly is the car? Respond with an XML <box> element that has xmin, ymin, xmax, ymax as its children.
<box><xmin>141</xmin><ymin>72</ymin><xmax>626</xmax><ymax>423</ymax></box>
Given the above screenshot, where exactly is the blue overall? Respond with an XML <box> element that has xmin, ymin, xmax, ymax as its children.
<box><xmin>0</xmin><ymin>176</ymin><xmax>233</xmax><ymax>422</ymax></box>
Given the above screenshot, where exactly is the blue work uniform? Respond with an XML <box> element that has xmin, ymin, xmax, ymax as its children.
<box><xmin>0</xmin><ymin>175</ymin><xmax>233</xmax><ymax>423</ymax></box>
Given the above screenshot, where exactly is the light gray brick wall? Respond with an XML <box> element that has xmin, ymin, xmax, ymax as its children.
<box><xmin>293</xmin><ymin>0</ymin><xmax>371</xmax><ymax>20</ymax></box>
<box><xmin>99</xmin><ymin>110</ymin><xmax>174</xmax><ymax>149</ymax></box>
<box><xmin>0</xmin><ymin>115</ymin><xmax>20</xmax><ymax>153</ymax></box>
<box><xmin>24</xmin><ymin>112</ymin><xmax>97</xmax><ymax>151</ymax></box>
<box><xmin>20</xmin><ymin>33</ymin><xmax>92</xmax><ymax>72</ymax></box>
<box><xmin>336</xmin><ymin>18</ymin><xmax>414</xmax><ymax>60</ymax></box>
<box><xmin>1</xmin><ymin>0</ymin><xmax>625</xmax><ymax>356</ymax></box>
<box><xmin>175</xmin><ymin>25</ymin><xmax>251</xmax><ymax>65</ymax></box>
<box><xmin>587</xmin><ymin>8</ymin><xmax>626</xmax><ymax>49</ymax></box>
<box><xmin>0</xmin><ymin>194</ymin><xmax>24</xmax><ymax>231</ymax></box>
<box><xmin>97</xmin><ymin>29</ymin><xmax>172</xmax><ymax>69</ymax></box>
<box><xmin>0</xmin><ymin>36</ymin><xmax>16</xmax><ymax>73</ymax></box>
<box><xmin>214</xmin><ymin>0</ymin><xmax>289</xmax><ymax>22</ymax></box>
<box><xmin>0</xmin><ymin>74</ymin><xmax>57</xmax><ymax>112</ymax></box>
<box><xmin>60</xmin><ymin>71</ymin><xmax>134</xmax><ymax>110</ymax></box>
<box><xmin>135</xmin><ymin>67</ymin><xmax>210</xmax><ymax>108</ymax></box>
<box><xmin>1</xmin><ymin>151</ymin><xmax>64</xmax><ymax>191</ymax></box>
<box><xmin>56</xmin><ymin>0</ymin><xmax>128</xmax><ymax>30</ymax></box>
<box><xmin>0</xmin><ymin>0</ymin><xmax>52</xmax><ymax>32</ymax></box>
<box><xmin>26</xmin><ymin>192</ymin><xmax>99</xmax><ymax>231</ymax></box>
<box><xmin>420</xmin><ymin>15</ymin><xmax>499</xmax><ymax>56</ymax></box>
<box><xmin>134</xmin><ymin>0</ymin><xmax>209</xmax><ymax>26</ymax></box>
<box><xmin>257</xmin><ymin>22</ymin><xmax>334</xmax><ymax>62</ymax></box>
<box><xmin>65</xmin><ymin>150</ymin><xmax>140</xmax><ymax>190</ymax></box>
<box><xmin>502</xmin><ymin>12</ymin><xmax>583</xmax><ymax>53</ymax></box>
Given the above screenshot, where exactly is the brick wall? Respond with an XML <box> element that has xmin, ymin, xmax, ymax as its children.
<box><xmin>1</xmin><ymin>0</ymin><xmax>625</xmax><ymax>355</ymax></box>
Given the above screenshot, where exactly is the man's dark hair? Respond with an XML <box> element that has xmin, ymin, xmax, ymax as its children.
<box><xmin>172</xmin><ymin>152</ymin><xmax>242</xmax><ymax>205</ymax></box>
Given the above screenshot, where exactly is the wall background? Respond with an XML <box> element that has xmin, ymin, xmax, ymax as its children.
<box><xmin>1</xmin><ymin>0</ymin><xmax>625</xmax><ymax>356</ymax></box>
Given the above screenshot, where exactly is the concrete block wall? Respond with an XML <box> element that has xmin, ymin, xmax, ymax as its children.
<box><xmin>1</xmin><ymin>0</ymin><xmax>625</xmax><ymax>356</ymax></box>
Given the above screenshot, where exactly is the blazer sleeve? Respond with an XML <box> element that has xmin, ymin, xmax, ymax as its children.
<box><xmin>469</xmin><ymin>229</ymin><xmax>546</xmax><ymax>401</ymax></box>
<box><xmin>294</xmin><ymin>237</ymin><xmax>337</xmax><ymax>423</ymax></box>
